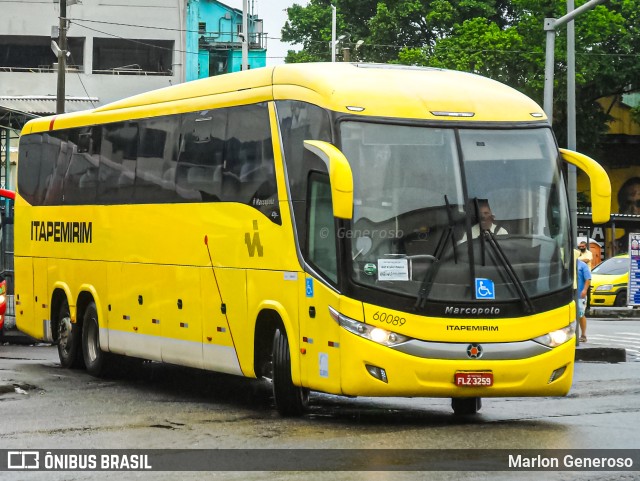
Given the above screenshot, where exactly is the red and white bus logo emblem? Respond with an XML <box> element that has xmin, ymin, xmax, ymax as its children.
<box><xmin>467</xmin><ymin>344</ymin><xmax>483</xmax><ymax>359</ymax></box>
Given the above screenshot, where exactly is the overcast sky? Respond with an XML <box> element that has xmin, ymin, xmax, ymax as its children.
<box><xmin>224</xmin><ymin>0</ymin><xmax>307</xmax><ymax>65</ymax></box>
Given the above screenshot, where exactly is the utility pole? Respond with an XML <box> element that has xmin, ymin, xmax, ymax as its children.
<box><xmin>241</xmin><ymin>0</ymin><xmax>249</xmax><ymax>70</ymax></box>
<box><xmin>56</xmin><ymin>0</ymin><xmax>67</xmax><ymax>114</ymax></box>
<box><xmin>331</xmin><ymin>5</ymin><xmax>336</xmax><ymax>62</ymax></box>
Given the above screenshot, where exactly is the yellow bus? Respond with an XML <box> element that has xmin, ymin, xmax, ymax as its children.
<box><xmin>15</xmin><ymin>63</ymin><xmax>610</xmax><ymax>415</ymax></box>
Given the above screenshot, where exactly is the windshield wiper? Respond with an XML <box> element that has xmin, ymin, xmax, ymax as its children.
<box><xmin>415</xmin><ymin>196</ymin><xmax>459</xmax><ymax>310</ymax></box>
<box><xmin>483</xmin><ymin>230</ymin><xmax>535</xmax><ymax>314</ymax></box>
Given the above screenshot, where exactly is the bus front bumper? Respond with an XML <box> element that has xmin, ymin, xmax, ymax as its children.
<box><xmin>338</xmin><ymin>332</ymin><xmax>575</xmax><ymax>398</ymax></box>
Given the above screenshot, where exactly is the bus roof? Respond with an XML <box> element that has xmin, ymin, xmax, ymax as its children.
<box><xmin>22</xmin><ymin>63</ymin><xmax>546</xmax><ymax>134</ymax></box>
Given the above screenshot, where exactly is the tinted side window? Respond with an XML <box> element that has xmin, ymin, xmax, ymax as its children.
<box><xmin>135</xmin><ymin>116</ymin><xmax>180</xmax><ymax>203</ymax></box>
<box><xmin>97</xmin><ymin>122</ymin><xmax>138</xmax><ymax>204</ymax></box>
<box><xmin>62</xmin><ymin>128</ymin><xmax>100</xmax><ymax>205</ymax></box>
<box><xmin>17</xmin><ymin>134</ymin><xmax>44</xmax><ymax>205</ymax></box>
<box><xmin>177</xmin><ymin>109</ymin><xmax>226</xmax><ymax>202</ymax></box>
<box><xmin>226</xmin><ymin>103</ymin><xmax>279</xmax><ymax>223</ymax></box>
<box><xmin>277</xmin><ymin>101</ymin><xmax>332</xmax><ymax>246</ymax></box>
<box><xmin>307</xmin><ymin>173</ymin><xmax>337</xmax><ymax>283</ymax></box>
<box><xmin>277</xmin><ymin>101</ymin><xmax>332</xmax><ymax>201</ymax></box>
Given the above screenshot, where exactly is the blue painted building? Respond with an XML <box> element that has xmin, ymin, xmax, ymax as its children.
<box><xmin>186</xmin><ymin>0</ymin><xmax>267</xmax><ymax>80</ymax></box>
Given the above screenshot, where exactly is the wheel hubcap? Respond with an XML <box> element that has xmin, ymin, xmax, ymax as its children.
<box><xmin>59</xmin><ymin>317</ymin><xmax>72</xmax><ymax>354</ymax></box>
<box><xmin>87</xmin><ymin>319</ymin><xmax>98</xmax><ymax>363</ymax></box>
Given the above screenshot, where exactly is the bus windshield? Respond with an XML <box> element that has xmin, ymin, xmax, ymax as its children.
<box><xmin>341</xmin><ymin>121</ymin><xmax>571</xmax><ymax>304</ymax></box>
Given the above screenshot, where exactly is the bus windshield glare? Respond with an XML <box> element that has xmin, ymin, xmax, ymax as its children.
<box><xmin>341</xmin><ymin>121</ymin><xmax>572</xmax><ymax>303</ymax></box>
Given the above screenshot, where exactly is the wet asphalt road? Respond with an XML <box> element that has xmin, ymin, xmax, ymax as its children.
<box><xmin>1</xmin><ymin>333</ymin><xmax>639</xmax><ymax>481</ymax></box>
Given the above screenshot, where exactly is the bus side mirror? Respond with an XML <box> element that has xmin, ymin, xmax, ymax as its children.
<box><xmin>303</xmin><ymin>140</ymin><xmax>354</xmax><ymax>220</ymax></box>
<box><xmin>560</xmin><ymin>148</ymin><xmax>611</xmax><ymax>224</ymax></box>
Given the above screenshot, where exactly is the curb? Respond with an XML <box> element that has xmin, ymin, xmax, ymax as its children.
<box><xmin>588</xmin><ymin>307</ymin><xmax>640</xmax><ymax>319</ymax></box>
<box><xmin>575</xmin><ymin>346</ymin><xmax>627</xmax><ymax>363</ymax></box>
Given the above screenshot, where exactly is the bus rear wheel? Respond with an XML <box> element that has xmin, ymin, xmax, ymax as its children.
<box><xmin>82</xmin><ymin>302</ymin><xmax>109</xmax><ymax>377</ymax></box>
<box><xmin>57</xmin><ymin>300</ymin><xmax>84</xmax><ymax>369</ymax></box>
<box><xmin>452</xmin><ymin>397</ymin><xmax>482</xmax><ymax>415</ymax></box>
<box><xmin>272</xmin><ymin>328</ymin><xmax>308</xmax><ymax>416</ymax></box>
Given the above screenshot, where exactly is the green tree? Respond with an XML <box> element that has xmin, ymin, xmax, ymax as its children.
<box><xmin>281</xmin><ymin>0</ymin><xmax>640</xmax><ymax>153</ymax></box>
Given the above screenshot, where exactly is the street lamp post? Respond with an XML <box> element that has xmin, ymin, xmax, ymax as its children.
<box><xmin>543</xmin><ymin>0</ymin><xmax>607</xmax><ymax>242</ymax></box>
<box><xmin>543</xmin><ymin>0</ymin><xmax>607</xmax><ymax>345</ymax></box>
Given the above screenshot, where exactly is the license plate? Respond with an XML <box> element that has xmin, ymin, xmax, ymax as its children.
<box><xmin>454</xmin><ymin>372</ymin><xmax>493</xmax><ymax>387</ymax></box>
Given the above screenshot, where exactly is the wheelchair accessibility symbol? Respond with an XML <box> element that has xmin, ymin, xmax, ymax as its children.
<box><xmin>475</xmin><ymin>278</ymin><xmax>495</xmax><ymax>300</ymax></box>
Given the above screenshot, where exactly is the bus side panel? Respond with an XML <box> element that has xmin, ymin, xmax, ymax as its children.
<box><xmin>33</xmin><ymin>257</ymin><xmax>49</xmax><ymax>336</ymax></box>
<box><xmin>161</xmin><ymin>265</ymin><xmax>204</xmax><ymax>370</ymax></box>
<box><xmin>201</xmin><ymin>268</ymin><xmax>244</xmax><ymax>376</ymax></box>
<box><xmin>108</xmin><ymin>263</ymin><xmax>162</xmax><ymax>361</ymax></box>
<box><xmin>15</xmin><ymin>256</ymin><xmax>40</xmax><ymax>340</ymax></box>
<box><xmin>247</xmin><ymin>269</ymin><xmax>300</xmax><ymax>381</ymax></box>
<box><xmin>299</xmin><ymin>275</ymin><xmax>343</xmax><ymax>395</ymax></box>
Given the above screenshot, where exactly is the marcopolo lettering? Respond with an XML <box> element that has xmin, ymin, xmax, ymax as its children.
<box><xmin>31</xmin><ymin>221</ymin><xmax>93</xmax><ymax>244</ymax></box>
<box><xmin>444</xmin><ymin>306</ymin><xmax>501</xmax><ymax>316</ymax></box>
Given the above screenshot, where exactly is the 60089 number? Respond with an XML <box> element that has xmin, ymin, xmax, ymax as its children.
<box><xmin>372</xmin><ymin>311</ymin><xmax>406</xmax><ymax>326</ymax></box>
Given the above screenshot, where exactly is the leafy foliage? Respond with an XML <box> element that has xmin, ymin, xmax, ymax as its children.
<box><xmin>281</xmin><ymin>0</ymin><xmax>640</xmax><ymax>153</ymax></box>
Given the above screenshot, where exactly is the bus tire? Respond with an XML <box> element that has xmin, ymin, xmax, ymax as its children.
<box><xmin>57</xmin><ymin>300</ymin><xmax>84</xmax><ymax>369</ymax></box>
<box><xmin>451</xmin><ymin>397</ymin><xmax>481</xmax><ymax>415</ymax></box>
<box><xmin>82</xmin><ymin>302</ymin><xmax>109</xmax><ymax>377</ymax></box>
<box><xmin>272</xmin><ymin>327</ymin><xmax>308</xmax><ymax>416</ymax></box>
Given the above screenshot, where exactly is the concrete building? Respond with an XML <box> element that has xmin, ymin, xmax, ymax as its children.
<box><xmin>0</xmin><ymin>0</ymin><xmax>266</xmax><ymax>109</ymax></box>
<box><xmin>0</xmin><ymin>0</ymin><xmax>267</xmax><ymax>190</ymax></box>
<box><xmin>186</xmin><ymin>0</ymin><xmax>266</xmax><ymax>81</ymax></box>
<box><xmin>0</xmin><ymin>0</ymin><xmax>186</xmax><ymax>108</ymax></box>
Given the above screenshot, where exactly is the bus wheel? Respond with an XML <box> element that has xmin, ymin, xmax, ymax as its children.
<box><xmin>272</xmin><ymin>328</ymin><xmax>308</xmax><ymax>416</ymax></box>
<box><xmin>57</xmin><ymin>300</ymin><xmax>84</xmax><ymax>369</ymax></box>
<box><xmin>451</xmin><ymin>397</ymin><xmax>482</xmax><ymax>415</ymax></box>
<box><xmin>82</xmin><ymin>302</ymin><xmax>109</xmax><ymax>377</ymax></box>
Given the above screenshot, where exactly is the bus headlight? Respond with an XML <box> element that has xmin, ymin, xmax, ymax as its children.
<box><xmin>328</xmin><ymin>306</ymin><xmax>410</xmax><ymax>347</ymax></box>
<box><xmin>594</xmin><ymin>284</ymin><xmax>613</xmax><ymax>292</ymax></box>
<box><xmin>0</xmin><ymin>294</ymin><xmax>5</xmax><ymax>305</ymax></box>
<box><xmin>533</xmin><ymin>321</ymin><xmax>576</xmax><ymax>348</ymax></box>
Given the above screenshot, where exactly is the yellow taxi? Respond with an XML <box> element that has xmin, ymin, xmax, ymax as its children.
<box><xmin>589</xmin><ymin>254</ymin><xmax>630</xmax><ymax>307</ymax></box>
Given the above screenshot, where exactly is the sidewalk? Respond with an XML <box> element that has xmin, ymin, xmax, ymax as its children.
<box><xmin>588</xmin><ymin>306</ymin><xmax>640</xmax><ymax>319</ymax></box>
<box><xmin>574</xmin><ymin>307</ymin><xmax>636</xmax><ymax>363</ymax></box>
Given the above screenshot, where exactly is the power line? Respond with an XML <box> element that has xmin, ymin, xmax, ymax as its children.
<box><xmin>71</xmin><ymin>21</ymin><xmax>202</xmax><ymax>56</ymax></box>
<box><xmin>68</xmin><ymin>51</ymin><xmax>97</xmax><ymax>108</ymax></box>
<box><xmin>69</xmin><ymin>19</ymin><xmax>640</xmax><ymax>60</ymax></box>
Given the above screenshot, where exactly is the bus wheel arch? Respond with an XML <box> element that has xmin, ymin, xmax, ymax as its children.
<box><xmin>253</xmin><ymin>308</ymin><xmax>308</xmax><ymax>416</ymax></box>
<box><xmin>253</xmin><ymin>309</ymin><xmax>281</xmax><ymax>379</ymax></box>
<box><xmin>81</xmin><ymin>300</ymin><xmax>109</xmax><ymax>377</ymax></box>
<box><xmin>51</xmin><ymin>288</ymin><xmax>84</xmax><ymax>369</ymax></box>
<box><xmin>272</xmin><ymin>327</ymin><xmax>309</xmax><ymax>416</ymax></box>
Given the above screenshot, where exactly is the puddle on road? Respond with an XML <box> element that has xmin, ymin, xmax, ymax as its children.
<box><xmin>0</xmin><ymin>382</ymin><xmax>42</xmax><ymax>397</ymax></box>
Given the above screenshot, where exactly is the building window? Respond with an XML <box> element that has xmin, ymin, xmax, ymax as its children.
<box><xmin>93</xmin><ymin>38</ymin><xmax>173</xmax><ymax>76</ymax></box>
<box><xmin>0</xmin><ymin>36</ymin><xmax>84</xmax><ymax>72</ymax></box>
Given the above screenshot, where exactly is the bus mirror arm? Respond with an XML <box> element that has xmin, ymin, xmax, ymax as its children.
<box><xmin>559</xmin><ymin>148</ymin><xmax>611</xmax><ymax>224</ymax></box>
<box><xmin>303</xmin><ymin>140</ymin><xmax>354</xmax><ymax>220</ymax></box>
